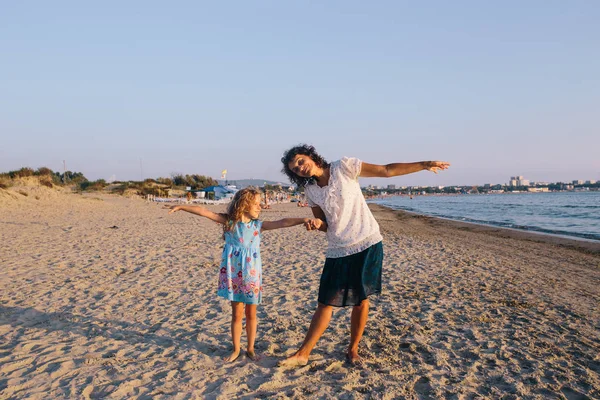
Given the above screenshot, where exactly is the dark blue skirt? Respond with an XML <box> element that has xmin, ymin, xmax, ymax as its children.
<box><xmin>318</xmin><ymin>241</ymin><xmax>383</xmax><ymax>307</ymax></box>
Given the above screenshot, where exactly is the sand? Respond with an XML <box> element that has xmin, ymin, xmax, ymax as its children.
<box><xmin>1</xmin><ymin>189</ymin><xmax>599</xmax><ymax>399</ymax></box>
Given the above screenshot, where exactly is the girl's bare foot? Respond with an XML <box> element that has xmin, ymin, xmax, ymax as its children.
<box><xmin>346</xmin><ymin>350</ymin><xmax>362</xmax><ymax>365</ymax></box>
<box><xmin>245</xmin><ymin>351</ymin><xmax>261</xmax><ymax>361</ymax></box>
<box><xmin>223</xmin><ymin>350</ymin><xmax>241</xmax><ymax>362</ymax></box>
<box><xmin>277</xmin><ymin>353</ymin><xmax>309</xmax><ymax>367</ymax></box>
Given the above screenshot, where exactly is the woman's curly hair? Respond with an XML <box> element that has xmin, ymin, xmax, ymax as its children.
<box><xmin>222</xmin><ymin>187</ymin><xmax>262</xmax><ymax>236</ymax></box>
<box><xmin>281</xmin><ymin>144</ymin><xmax>330</xmax><ymax>187</ymax></box>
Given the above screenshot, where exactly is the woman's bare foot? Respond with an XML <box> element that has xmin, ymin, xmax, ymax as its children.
<box><xmin>245</xmin><ymin>351</ymin><xmax>261</xmax><ymax>361</ymax></box>
<box><xmin>223</xmin><ymin>349</ymin><xmax>241</xmax><ymax>362</ymax></box>
<box><xmin>277</xmin><ymin>353</ymin><xmax>309</xmax><ymax>367</ymax></box>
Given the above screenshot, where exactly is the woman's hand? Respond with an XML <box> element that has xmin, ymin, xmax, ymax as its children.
<box><xmin>424</xmin><ymin>161</ymin><xmax>450</xmax><ymax>174</ymax></box>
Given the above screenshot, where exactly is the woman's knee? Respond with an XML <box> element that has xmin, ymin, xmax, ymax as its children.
<box><xmin>354</xmin><ymin>299</ymin><xmax>369</xmax><ymax>309</ymax></box>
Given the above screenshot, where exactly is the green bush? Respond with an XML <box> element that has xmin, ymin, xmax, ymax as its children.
<box><xmin>79</xmin><ymin>179</ymin><xmax>107</xmax><ymax>192</ymax></box>
<box><xmin>9</xmin><ymin>167</ymin><xmax>35</xmax><ymax>178</ymax></box>
<box><xmin>53</xmin><ymin>171</ymin><xmax>88</xmax><ymax>184</ymax></box>
<box><xmin>156</xmin><ymin>177</ymin><xmax>173</xmax><ymax>186</ymax></box>
<box><xmin>171</xmin><ymin>173</ymin><xmax>217</xmax><ymax>189</ymax></box>
<box><xmin>35</xmin><ymin>167</ymin><xmax>54</xmax><ymax>176</ymax></box>
<box><xmin>110</xmin><ymin>183</ymin><xmax>128</xmax><ymax>195</ymax></box>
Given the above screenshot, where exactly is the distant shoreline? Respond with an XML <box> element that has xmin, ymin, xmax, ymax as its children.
<box><xmin>369</xmin><ymin>204</ymin><xmax>600</xmax><ymax>255</ymax></box>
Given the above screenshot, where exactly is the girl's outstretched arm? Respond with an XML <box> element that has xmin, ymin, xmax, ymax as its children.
<box><xmin>309</xmin><ymin>206</ymin><xmax>327</xmax><ymax>232</ymax></box>
<box><xmin>261</xmin><ymin>218</ymin><xmax>311</xmax><ymax>231</ymax></box>
<box><xmin>165</xmin><ymin>205</ymin><xmax>227</xmax><ymax>224</ymax></box>
<box><xmin>360</xmin><ymin>161</ymin><xmax>450</xmax><ymax>178</ymax></box>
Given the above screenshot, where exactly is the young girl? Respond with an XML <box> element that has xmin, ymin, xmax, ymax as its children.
<box><xmin>279</xmin><ymin>144</ymin><xmax>450</xmax><ymax>367</ymax></box>
<box><xmin>167</xmin><ymin>187</ymin><xmax>313</xmax><ymax>362</ymax></box>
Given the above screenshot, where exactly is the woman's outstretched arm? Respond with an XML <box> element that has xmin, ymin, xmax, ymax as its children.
<box><xmin>360</xmin><ymin>161</ymin><xmax>450</xmax><ymax>178</ymax></box>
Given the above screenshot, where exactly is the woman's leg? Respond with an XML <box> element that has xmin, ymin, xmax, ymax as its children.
<box><xmin>348</xmin><ymin>298</ymin><xmax>369</xmax><ymax>363</ymax></box>
<box><xmin>279</xmin><ymin>302</ymin><xmax>333</xmax><ymax>366</ymax></box>
<box><xmin>225</xmin><ymin>301</ymin><xmax>244</xmax><ymax>362</ymax></box>
<box><xmin>245</xmin><ymin>304</ymin><xmax>259</xmax><ymax>360</ymax></box>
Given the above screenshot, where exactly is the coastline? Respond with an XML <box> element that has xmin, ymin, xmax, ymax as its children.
<box><xmin>369</xmin><ymin>191</ymin><xmax>600</xmax><ymax>243</ymax></box>
<box><xmin>369</xmin><ymin>204</ymin><xmax>600</xmax><ymax>255</ymax></box>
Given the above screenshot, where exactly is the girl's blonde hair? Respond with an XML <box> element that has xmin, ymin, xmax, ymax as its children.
<box><xmin>223</xmin><ymin>187</ymin><xmax>262</xmax><ymax>235</ymax></box>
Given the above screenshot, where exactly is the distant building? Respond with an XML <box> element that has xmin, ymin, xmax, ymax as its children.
<box><xmin>387</xmin><ymin>184</ymin><xmax>396</xmax><ymax>190</ymax></box>
<box><xmin>586</xmin><ymin>180</ymin><xmax>597</xmax><ymax>184</ymax></box>
<box><xmin>528</xmin><ymin>187</ymin><xmax>549</xmax><ymax>192</ymax></box>
<box><xmin>573</xmin><ymin>180</ymin><xmax>584</xmax><ymax>185</ymax></box>
<box><xmin>510</xmin><ymin>176</ymin><xmax>529</xmax><ymax>186</ymax></box>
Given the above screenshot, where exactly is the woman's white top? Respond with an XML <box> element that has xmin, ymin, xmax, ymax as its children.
<box><xmin>305</xmin><ymin>157</ymin><xmax>383</xmax><ymax>258</ymax></box>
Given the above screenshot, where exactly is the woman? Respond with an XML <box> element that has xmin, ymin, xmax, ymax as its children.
<box><xmin>279</xmin><ymin>144</ymin><xmax>450</xmax><ymax>366</ymax></box>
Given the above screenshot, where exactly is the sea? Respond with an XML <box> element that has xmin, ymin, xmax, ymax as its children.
<box><xmin>370</xmin><ymin>192</ymin><xmax>600</xmax><ymax>241</ymax></box>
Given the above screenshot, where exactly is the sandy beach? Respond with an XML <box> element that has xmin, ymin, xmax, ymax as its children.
<box><xmin>1</xmin><ymin>187</ymin><xmax>599</xmax><ymax>399</ymax></box>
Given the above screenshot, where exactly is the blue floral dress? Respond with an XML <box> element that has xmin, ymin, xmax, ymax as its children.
<box><xmin>217</xmin><ymin>219</ymin><xmax>263</xmax><ymax>304</ymax></box>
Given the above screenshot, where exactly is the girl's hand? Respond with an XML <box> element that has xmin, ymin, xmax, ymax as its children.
<box><xmin>305</xmin><ymin>218</ymin><xmax>323</xmax><ymax>231</ymax></box>
<box><xmin>163</xmin><ymin>205</ymin><xmax>182</xmax><ymax>213</ymax></box>
<box><xmin>425</xmin><ymin>161</ymin><xmax>450</xmax><ymax>174</ymax></box>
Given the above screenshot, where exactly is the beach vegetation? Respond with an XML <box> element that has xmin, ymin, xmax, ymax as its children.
<box><xmin>138</xmin><ymin>185</ymin><xmax>167</xmax><ymax>196</ymax></box>
<box><xmin>0</xmin><ymin>167</ymin><xmax>237</xmax><ymax>198</ymax></box>
<box><xmin>109</xmin><ymin>183</ymin><xmax>129</xmax><ymax>195</ymax></box>
<box><xmin>105</xmin><ymin>180</ymin><xmax>167</xmax><ymax>197</ymax></box>
<box><xmin>35</xmin><ymin>167</ymin><xmax>54</xmax><ymax>176</ymax></box>
<box><xmin>54</xmin><ymin>171</ymin><xmax>87</xmax><ymax>184</ymax></box>
<box><xmin>39</xmin><ymin>177</ymin><xmax>54</xmax><ymax>188</ymax></box>
<box><xmin>171</xmin><ymin>173</ymin><xmax>217</xmax><ymax>190</ymax></box>
<box><xmin>7</xmin><ymin>167</ymin><xmax>35</xmax><ymax>178</ymax></box>
<box><xmin>156</xmin><ymin>177</ymin><xmax>173</xmax><ymax>186</ymax></box>
<box><xmin>79</xmin><ymin>179</ymin><xmax>107</xmax><ymax>192</ymax></box>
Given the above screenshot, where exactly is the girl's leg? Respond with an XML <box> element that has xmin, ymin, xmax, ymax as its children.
<box><xmin>225</xmin><ymin>301</ymin><xmax>244</xmax><ymax>362</ymax></box>
<box><xmin>245</xmin><ymin>304</ymin><xmax>259</xmax><ymax>360</ymax></box>
<box><xmin>279</xmin><ymin>303</ymin><xmax>333</xmax><ymax>367</ymax></box>
<box><xmin>348</xmin><ymin>298</ymin><xmax>369</xmax><ymax>363</ymax></box>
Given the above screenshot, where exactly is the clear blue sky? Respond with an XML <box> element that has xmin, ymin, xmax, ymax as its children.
<box><xmin>1</xmin><ymin>1</ymin><xmax>598</xmax><ymax>186</ymax></box>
